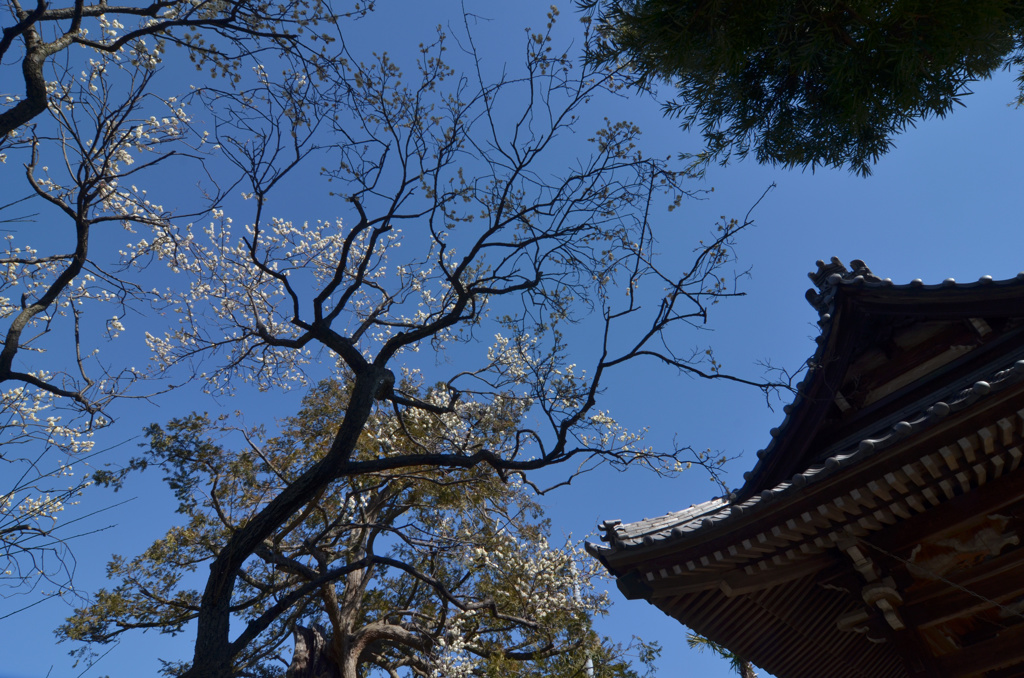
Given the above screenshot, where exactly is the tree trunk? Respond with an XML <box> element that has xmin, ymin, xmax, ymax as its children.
<box><xmin>182</xmin><ymin>367</ymin><xmax>388</xmax><ymax>678</ymax></box>
<box><xmin>288</xmin><ymin>625</ymin><xmax>342</xmax><ymax>678</ymax></box>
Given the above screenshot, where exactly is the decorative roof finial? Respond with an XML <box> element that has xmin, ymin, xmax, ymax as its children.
<box><xmin>808</xmin><ymin>257</ymin><xmax>848</xmax><ymax>292</ymax></box>
<box><xmin>805</xmin><ymin>257</ymin><xmax>880</xmax><ymax>315</ymax></box>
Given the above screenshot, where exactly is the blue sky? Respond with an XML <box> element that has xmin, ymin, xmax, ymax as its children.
<box><xmin>3</xmin><ymin>2</ymin><xmax>1024</xmax><ymax>677</ymax></box>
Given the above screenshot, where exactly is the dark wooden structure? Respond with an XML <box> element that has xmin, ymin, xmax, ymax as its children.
<box><xmin>589</xmin><ymin>259</ymin><xmax>1024</xmax><ymax>678</ymax></box>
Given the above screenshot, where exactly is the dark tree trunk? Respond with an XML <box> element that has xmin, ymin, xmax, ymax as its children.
<box><xmin>183</xmin><ymin>368</ymin><xmax>387</xmax><ymax>678</ymax></box>
<box><xmin>287</xmin><ymin>625</ymin><xmax>342</xmax><ymax>678</ymax></box>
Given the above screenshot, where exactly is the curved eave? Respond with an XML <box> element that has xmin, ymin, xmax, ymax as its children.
<box><xmin>592</xmin><ymin>264</ymin><xmax>1024</xmax><ymax>568</ymax></box>
<box><xmin>739</xmin><ymin>270</ymin><xmax>1024</xmax><ymax>500</ymax></box>
<box><xmin>591</xmin><ymin>355</ymin><xmax>1024</xmax><ymax>570</ymax></box>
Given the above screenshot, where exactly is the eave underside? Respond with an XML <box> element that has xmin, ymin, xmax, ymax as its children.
<box><xmin>603</xmin><ymin>390</ymin><xmax>1024</xmax><ymax>678</ymax></box>
<box><xmin>663</xmin><ymin>576</ymin><xmax>906</xmax><ymax>678</ymax></box>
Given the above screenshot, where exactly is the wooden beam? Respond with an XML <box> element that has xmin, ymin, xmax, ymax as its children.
<box><xmin>944</xmin><ymin>622</ymin><xmax>1024</xmax><ymax>677</ymax></box>
<box><xmin>902</xmin><ymin>546</ymin><xmax>1024</xmax><ymax>629</ymax></box>
<box><xmin>890</xmin><ymin>627</ymin><xmax>943</xmax><ymax>678</ymax></box>
<box><xmin>979</xmin><ymin>664</ymin><xmax>1024</xmax><ymax>678</ymax></box>
<box><xmin>866</xmin><ymin>465</ymin><xmax>1024</xmax><ymax>556</ymax></box>
<box><xmin>720</xmin><ymin>553</ymin><xmax>832</xmax><ymax>597</ymax></box>
<box><xmin>647</xmin><ymin>552</ymin><xmax>834</xmax><ymax>599</ymax></box>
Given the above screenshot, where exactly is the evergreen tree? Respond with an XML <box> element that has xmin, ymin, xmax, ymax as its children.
<box><xmin>587</xmin><ymin>0</ymin><xmax>1024</xmax><ymax>174</ymax></box>
<box><xmin>686</xmin><ymin>633</ymin><xmax>755</xmax><ymax>678</ymax></box>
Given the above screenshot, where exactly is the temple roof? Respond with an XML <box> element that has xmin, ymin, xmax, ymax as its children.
<box><xmin>593</xmin><ymin>352</ymin><xmax>1024</xmax><ymax>553</ymax></box>
<box><xmin>592</xmin><ymin>259</ymin><xmax>1024</xmax><ymax>556</ymax></box>
<box><xmin>588</xmin><ymin>260</ymin><xmax>1024</xmax><ymax>678</ymax></box>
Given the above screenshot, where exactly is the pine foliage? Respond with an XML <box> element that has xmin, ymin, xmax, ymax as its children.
<box><xmin>588</xmin><ymin>0</ymin><xmax>1024</xmax><ymax>174</ymax></box>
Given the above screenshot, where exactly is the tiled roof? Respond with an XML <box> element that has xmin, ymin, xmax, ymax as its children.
<box><xmin>745</xmin><ymin>259</ymin><xmax>1024</xmax><ymax>494</ymax></box>
<box><xmin>590</xmin><ymin>260</ymin><xmax>1024</xmax><ymax>557</ymax></box>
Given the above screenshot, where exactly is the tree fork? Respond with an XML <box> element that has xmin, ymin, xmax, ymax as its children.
<box><xmin>184</xmin><ymin>367</ymin><xmax>393</xmax><ymax>678</ymax></box>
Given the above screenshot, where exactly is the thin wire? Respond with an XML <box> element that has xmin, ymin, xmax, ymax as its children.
<box><xmin>858</xmin><ymin>538</ymin><xmax>1024</xmax><ymax>624</ymax></box>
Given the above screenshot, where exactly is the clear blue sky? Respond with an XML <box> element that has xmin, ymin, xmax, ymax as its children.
<box><xmin>4</xmin><ymin>2</ymin><xmax>1024</xmax><ymax>677</ymax></box>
